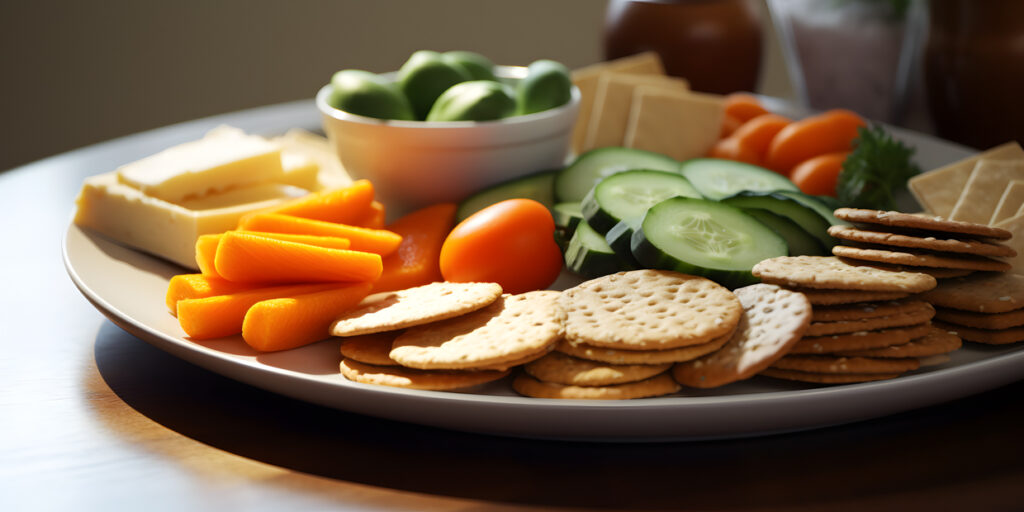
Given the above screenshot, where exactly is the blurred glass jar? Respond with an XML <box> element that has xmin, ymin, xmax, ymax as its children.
<box><xmin>603</xmin><ymin>0</ymin><xmax>763</xmax><ymax>94</ymax></box>
<box><xmin>925</xmin><ymin>0</ymin><xmax>1024</xmax><ymax>149</ymax></box>
<box><xmin>767</xmin><ymin>0</ymin><xmax>927</xmax><ymax>125</ymax></box>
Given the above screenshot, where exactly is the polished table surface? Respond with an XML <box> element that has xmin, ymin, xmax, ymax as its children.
<box><xmin>3</xmin><ymin>102</ymin><xmax>1023</xmax><ymax>511</ymax></box>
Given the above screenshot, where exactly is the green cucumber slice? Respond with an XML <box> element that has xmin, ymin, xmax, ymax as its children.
<box><xmin>721</xmin><ymin>191</ymin><xmax>836</xmax><ymax>249</ymax></box>
<box><xmin>564</xmin><ymin>220</ymin><xmax>634</xmax><ymax>278</ymax></box>
<box><xmin>631</xmin><ymin>197</ymin><xmax>787</xmax><ymax>288</ymax></box>
<box><xmin>773</xmin><ymin>190</ymin><xmax>849</xmax><ymax>227</ymax></box>
<box><xmin>581</xmin><ymin>169</ymin><xmax>701</xmax><ymax>235</ymax></box>
<box><xmin>743</xmin><ymin>208</ymin><xmax>827</xmax><ymax>256</ymax></box>
<box><xmin>455</xmin><ymin>170</ymin><xmax>557</xmax><ymax>221</ymax></box>
<box><xmin>555</xmin><ymin>147</ymin><xmax>679</xmax><ymax>203</ymax></box>
<box><xmin>678</xmin><ymin>158</ymin><xmax>798</xmax><ymax>200</ymax></box>
<box><xmin>552</xmin><ymin>202</ymin><xmax>583</xmax><ymax>238</ymax></box>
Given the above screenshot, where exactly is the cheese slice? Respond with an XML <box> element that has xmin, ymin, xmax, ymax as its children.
<box><xmin>949</xmin><ymin>159</ymin><xmax>1024</xmax><ymax>224</ymax></box>
<box><xmin>117</xmin><ymin>127</ymin><xmax>284</xmax><ymax>203</ymax></box>
<box><xmin>584</xmin><ymin>73</ymin><xmax>689</xmax><ymax>151</ymax></box>
<box><xmin>991</xmin><ymin>180</ymin><xmax>1024</xmax><ymax>225</ymax></box>
<box><xmin>909</xmin><ymin>141</ymin><xmax>1024</xmax><ymax>217</ymax></box>
<box><xmin>624</xmin><ymin>88</ymin><xmax>724</xmax><ymax>162</ymax></box>
<box><xmin>273</xmin><ymin>129</ymin><xmax>352</xmax><ymax>190</ymax></box>
<box><xmin>570</xmin><ymin>52</ymin><xmax>665</xmax><ymax>154</ymax></box>
<box><xmin>75</xmin><ymin>172</ymin><xmax>306</xmax><ymax>269</ymax></box>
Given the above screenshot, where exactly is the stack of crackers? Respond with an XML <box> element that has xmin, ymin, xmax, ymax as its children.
<box><xmin>750</xmin><ymin>255</ymin><xmax>962</xmax><ymax>383</ymax></box>
<box><xmin>921</xmin><ymin>273</ymin><xmax>1024</xmax><ymax>345</ymax></box>
<box><xmin>570</xmin><ymin>52</ymin><xmax>724</xmax><ymax>161</ymax></box>
<box><xmin>909</xmin><ymin>141</ymin><xmax>1024</xmax><ymax>273</ymax></box>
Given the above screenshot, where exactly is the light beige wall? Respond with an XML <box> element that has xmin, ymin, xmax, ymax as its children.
<box><xmin>1</xmin><ymin>0</ymin><xmax>789</xmax><ymax>172</ymax></box>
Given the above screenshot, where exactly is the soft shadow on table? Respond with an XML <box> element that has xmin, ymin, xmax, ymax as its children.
<box><xmin>91</xmin><ymin>323</ymin><xmax>1024</xmax><ymax>510</ymax></box>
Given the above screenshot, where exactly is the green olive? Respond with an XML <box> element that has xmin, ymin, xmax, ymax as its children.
<box><xmin>516</xmin><ymin>59</ymin><xmax>573</xmax><ymax>115</ymax></box>
<box><xmin>327</xmin><ymin>69</ymin><xmax>415</xmax><ymax>121</ymax></box>
<box><xmin>426</xmin><ymin>80</ymin><xmax>516</xmax><ymax>122</ymax></box>
<box><xmin>397</xmin><ymin>50</ymin><xmax>472</xmax><ymax>120</ymax></box>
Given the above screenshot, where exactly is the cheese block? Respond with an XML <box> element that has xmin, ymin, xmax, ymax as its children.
<box><xmin>584</xmin><ymin>73</ymin><xmax>689</xmax><ymax>151</ymax></box>
<box><xmin>949</xmin><ymin>158</ymin><xmax>1024</xmax><ymax>224</ymax></box>
<box><xmin>273</xmin><ymin>129</ymin><xmax>352</xmax><ymax>190</ymax></box>
<box><xmin>117</xmin><ymin>127</ymin><xmax>285</xmax><ymax>203</ymax></box>
<box><xmin>909</xmin><ymin>141</ymin><xmax>1024</xmax><ymax>217</ymax></box>
<box><xmin>624</xmin><ymin>87</ymin><xmax>724</xmax><ymax>161</ymax></box>
<box><xmin>75</xmin><ymin>172</ymin><xmax>307</xmax><ymax>269</ymax></box>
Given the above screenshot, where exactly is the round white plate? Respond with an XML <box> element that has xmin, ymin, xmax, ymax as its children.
<box><xmin>63</xmin><ymin>102</ymin><xmax>1024</xmax><ymax>441</ymax></box>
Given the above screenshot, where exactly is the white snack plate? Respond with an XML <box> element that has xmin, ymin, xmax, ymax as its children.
<box><xmin>63</xmin><ymin>101</ymin><xmax>1024</xmax><ymax>441</ymax></box>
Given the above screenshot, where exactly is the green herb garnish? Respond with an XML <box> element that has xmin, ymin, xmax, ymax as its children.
<box><xmin>837</xmin><ymin>124</ymin><xmax>920</xmax><ymax>211</ymax></box>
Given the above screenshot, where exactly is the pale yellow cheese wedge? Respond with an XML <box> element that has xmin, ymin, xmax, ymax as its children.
<box><xmin>624</xmin><ymin>88</ymin><xmax>724</xmax><ymax>162</ymax></box>
<box><xmin>570</xmin><ymin>52</ymin><xmax>665</xmax><ymax>154</ymax></box>
<box><xmin>990</xmin><ymin>180</ymin><xmax>1024</xmax><ymax>225</ymax></box>
<box><xmin>949</xmin><ymin>159</ymin><xmax>1024</xmax><ymax>224</ymax></box>
<box><xmin>272</xmin><ymin>129</ymin><xmax>351</xmax><ymax>190</ymax></box>
<box><xmin>584</xmin><ymin>73</ymin><xmax>689</xmax><ymax>151</ymax></box>
<box><xmin>909</xmin><ymin>141</ymin><xmax>1024</xmax><ymax>217</ymax></box>
<box><xmin>75</xmin><ymin>172</ymin><xmax>306</xmax><ymax>269</ymax></box>
<box><xmin>117</xmin><ymin>127</ymin><xmax>284</xmax><ymax>203</ymax></box>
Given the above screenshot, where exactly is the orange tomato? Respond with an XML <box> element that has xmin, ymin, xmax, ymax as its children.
<box><xmin>439</xmin><ymin>198</ymin><xmax>563</xmax><ymax>294</ymax></box>
<box><xmin>723</xmin><ymin>93</ymin><xmax>769</xmax><ymax>123</ymax></box>
<box><xmin>789</xmin><ymin>151</ymin><xmax>851</xmax><ymax>197</ymax></box>
<box><xmin>763</xmin><ymin>109</ymin><xmax>866</xmax><ymax>176</ymax></box>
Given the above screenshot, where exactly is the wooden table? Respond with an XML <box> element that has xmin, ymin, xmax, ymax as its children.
<box><xmin>3</xmin><ymin>101</ymin><xmax>1023</xmax><ymax>511</ymax></box>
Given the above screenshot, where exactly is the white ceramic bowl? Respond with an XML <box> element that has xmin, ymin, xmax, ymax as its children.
<box><xmin>316</xmin><ymin>65</ymin><xmax>580</xmax><ymax>215</ymax></box>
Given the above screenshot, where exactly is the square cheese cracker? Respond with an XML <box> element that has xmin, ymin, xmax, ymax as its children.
<box><xmin>909</xmin><ymin>141</ymin><xmax>1024</xmax><ymax>217</ymax></box>
<box><xmin>624</xmin><ymin>88</ymin><xmax>724</xmax><ymax>162</ymax></box>
<box><xmin>584</xmin><ymin>73</ymin><xmax>689</xmax><ymax>151</ymax></box>
<box><xmin>949</xmin><ymin>159</ymin><xmax>1024</xmax><ymax>224</ymax></box>
<box><xmin>990</xmin><ymin>179</ymin><xmax>1024</xmax><ymax>225</ymax></box>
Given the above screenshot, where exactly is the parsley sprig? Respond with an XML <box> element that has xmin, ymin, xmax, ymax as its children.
<box><xmin>837</xmin><ymin>125</ymin><xmax>920</xmax><ymax>211</ymax></box>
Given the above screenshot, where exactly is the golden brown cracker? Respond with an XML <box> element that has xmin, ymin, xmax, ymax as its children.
<box><xmin>554</xmin><ymin>331</ymin><xmax>731</xmax><ymax>365</ymax></box>
<box><xmin>789</xmin><ymin>323</ymin><xmax>933</xmax><ymax>354</ymax></box>
<box><xmin>511</xmin><ymin>373</ymin><xmax>680</xmax><ymax>400</ymax></box>
<box><xmin>804</xmin><ymin>304</ymin><xmax>935</xmax><ymax>336</ymax></box>
<box><xmin>672</xmin><ymin>284</ymin><xmax>812</xmax><ymax>388</ymax></box>
<box><xmin>827</xmin><ymin>225</ymin><xmax>1017</xmax><ymax>258</ymax></box>
<box><xmin>339</xmin><ymin>359</ymin><xmax>509</xmax><ymax>390</ymax></box>
<box><xmin>833</xmin><ymin>208</ymin><xmax>1013</xmax><ymax>240</ymax></box>
<box><xmin>339</xmin><ymin>331</ymin><xmax>401</xmax><ymax>366</ymax></box>
<box><xmin>771</xmin><ymin>355</ymin><xmax>920</xmax><ymax>374</ymax></box>
<box><xmin>793</xmin><ymin>288</ymin><xmax>911</xmax><ymax>306</ymax></box>
<box><xmin>523</xmin><ymin>352</ymin><xmax>671</xmax><ymax>387</ymax></box>
<box><xmin>752</xmin><ymin>256</ymin><xmax>937</xmax><ymax>292</ymax></box>
<box><xmin>811</xmin><ymin>299</ymin><xmax>932</xmax><ymax>322</ymax></box>
<box><xmin>918</xmin><ymin>272</ymin><xmax>1024</xmax><ymax>313</ymax></box>
<box><xmin>836</xmin><ymin>327</ymin><xmax>962</xmax><ymax>358</ymax></box>
<box><xmin>832</xmin><ymin>245</ymin><xmax>1012</xmax><ymax>272</ymax></box>
<box><xmin>933</xmin><ymin>306</ymin><xmax>1024</xmax><ymax>330</ymax></box>
<box><xmin>560</xmin><ymin>269</ymin><xmax>741</xmax><ymax>350</ymax></box>
<box><xmin>932</xmin><ymin>321</ymin><xmax>1024</xmax><ymax>345</ymax></box>
<box><xmin>330</xmin><ymin>281</ymin><xmax>502</xmax><ymax>337</ymax></box>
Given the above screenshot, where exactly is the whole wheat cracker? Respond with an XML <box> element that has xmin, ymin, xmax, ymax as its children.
<box><xmin>555</xmin><ymin>330</ymin><xmax>732</xmax><ymax>365</ymax></box>
<box><xmin>811</xmin><ymin>299</ymin><xmax>932</xmax><ymax>322</ymax></box>
<box><xmin>791</xmin><ymin>288</ymin><xmax>911</xmax><ymax>306</ymax></box>
<box><xmin>559</xmin><ymin>269</ymin><xmax>741</xmax><ymax>350</ymax></box>
<box><xmin>339</xmin><ymin>359</ymin><xmax>509</xmax><ymax>390</ymax></box>
<box><xmin>933</xmin><ymin>306</ymin><xmax>1024</xmax><ymax>330</ymax></box>
<box><xmin>672</xmin><ymin>284</ymin><xmax>812</xmax><ymax>388</ymax></box>
<box><xmin>759</xmin><ymin>368</ymin><xmax>901</xmax><ymax>384</ymax></box>
<box><xmin>789</xmin><ymin>323</ymin><xmax>933</xmax><ymax>354</ymax></box>
<box><xmin>835</xmin><ymin>258</ymin><xmax>974</xmax><ymax>279</ymax></box>
<box><xmin>770</xmin><ymin>355</ymin><xmax>920</xmax><ymax>374</ymax></box>
<box><xmin>932</xmin><ymin>321</ymin><xmax>1024</xmax><ymax>345</ymax></box>
<box><xmin>918</xmin><ymin>272</ymin><xmax>1024</xmax><ymax>313</ymax></box>
<box><xmin>389</xmin><ymin>291</ymin><xmax>564</xmax><ymax>370</ymax></box>
<box><xmin>832</xmin><ymin>245</ymin><xmax>1012</xmax><ymax>272</ymax></box>
<box><xmin>804</xmin><ymin>304</ymin><xmax>935</xmax><ymax>336</ymax></box>
<box><xmin>339</xmin><ymin>331</ymin><xmax>401</xmax><ymax>366</ymax></box>
<box><xmin>512</xmin><ymin>373</ymin><xmax>680</xmax><ymax>400</ymax></box>
<box><xmin>836</xmin><ymin>327</ymin><xmax>962</xmax><ymax>358</ymax></box>
<box><xmin>752</xmin><ymin>256</ymin><xmax>936</xmax><ymax>292</ymax></box>
<box><xmin>523</xmin><ymin>352</ymin><xmax>671</xmax><ymax>387</ymax></box>
<box><xmin>827</xmin><ymin>225</ymin><xmax>1017</xmax><ymax>258</ymax></box>
<box><xmin>330</xmin><ymin>281</ymin><xmax>502</xmax><ymax>337</ymax></box>
<box><xmin>833</xmin><ymin>208</ymin><xmax>1013</xmax><ymax>240</ymax></box>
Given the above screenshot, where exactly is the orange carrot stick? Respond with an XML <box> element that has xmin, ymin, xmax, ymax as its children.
<box><xmin>764</xmin><ymin>109</ymin><xmax>866</xmax><ymax>176</ymax></box>
<box><xmin>213</xmin><ymin>231</ymin><xmax>382</xmax><ymax>284</ymax></box>
<box><xmin>165</xmin><ymin>273</ymin><xmax>256</xmax><ymax>313</ymax></box>
<box><xmin>237</xmin><ymin>213</ymin><xmax>402</xmax><ymax>256</ymax></box>
<box><xmin>176</xmin><ymin>282</ymin><xmax>338</xmax><ymax>339</ymax></box>
<box><xmin>728</xmin><ymin>114</ymin><xmax>792</xmax><ymax>163</ymax></box>
<box><xmin>723</xmin><ymin>93</ymin><xmax>769</xmax><ymax>123</ymax></box>
<box><xmin>242</xmin><ymin>282</ymin><xmax>373</xmax><ymax>351</ymax></box>
<box><xmin>263</xmin><ymin>179</ymin><xmax>375</xmax><ymax>224</ymax></box>
<box><xmin>789</xmin><ymin>151</ymin><xmax>851</xmax><ymax>197</ymax></box>
<box><xmin>195</xmin><ymin>232</ymin><xmax>352</xmax><ymax>277</ymax></box>
<box><xmin>352</xmin><ymin>200</ymin><xmax>387</xmax><ymax>229</ymax></box>
<box><xmin>372</xmin><ymin>203</ymin><xmax>457</xmax><ymax>293</ymax></box>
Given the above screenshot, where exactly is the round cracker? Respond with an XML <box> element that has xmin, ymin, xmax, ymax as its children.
<box><xmin>389</xmin><ymin>291</ymin><xmax>564</xmax><ymax>370</ymax></box>
<box><xmin>759</xmin><ymin>368</ymin><xmax>901</xmax><ymax>384</ymax></box>
<box><xmin>330</xmin><ymin>281</ymin><xmax>503</xmax><ymax>337</ymax></box>
<box><xmin>836</xmin><ymin>258</ymin><xmax>975</xmax><ymax>279</ymax></box>
<box><xmin>932</xmin><ymin>321</ymin><xmax>1024</xmax><ymax>345</ymax></box>
<box><xmin>672</xmin><ymin>284</ymin><xmax>812</xmax><ymax>388</ymax></box>
<box><xmin>752</xmin><ymin>256</ymin><xmax>937</xmax><ymax>292</ymax></box>
<box><xmin>523</xmin><ymin>352</ymin><xmax>671</xmax><ymax>386</ymax></box>
<box><xmin>339</xmin><ymin>359</ymin><xmax>509</xmax><ymax>390</ymax></box>
<box><xmin>339</xmin><ymin>331</ymin><xmax>401</xmax><ymax>366</ymax></box>
<box><xmin>832</xmin><ymin>245</ymin><xmax>1012</xmax><ymax>272</ymax></box>
<box><xmin>804</xmin><ymin>304</ymin><xmax>935</xmax><ymax>336</ymax></box>
<box><xmin>827</xmin><ymin>225</ymin><xmax>1017</xmax><ymax>257</ymax></box>
<box><xmin>933</xmin><ymin>307</ymin><xmax>1024</xmax><ymax>330</ymax></box>
<box><xmin>771</xmin><ymin>355</ymin><xmax>920</xmax><ymax>374</ymax></box>
<box><xmin>554</xmin><ymin>331</ymin><xmax>732</xmax><ymax>365</ymax></box>
<box><xmin>918</xmin><ymin>272</ymin><xmax>1024</xmax><ymax>313</ymax></box>
<box><xmin>789</xmin><ymin>322</ymin><xmax>933</xmax><ymax>354</ymax></box>
<box><xmin>833</xmin><ymin>208</ymin><xmax>1013</xmax><ymax>240</ymax></box>
<box><xmin>811</xmin><ymin>299</ymin><xmax>932</xmax><ymax>322</ymax></box>
<box><xmin>837</xmin><ymin>327</ymin><xmax>962</xmax><ymax>358</ymax></box>
<box><xmin>559</xmin><ymin>270</ymin><xmax>741</xmax><ymax>350</ymax></box>
<box><xmin>792</xmin><ymin>288</ymin><xmax>911</xmax><ymax>306</ymax></box>
<box><xmin>511</xmin><ymin>373</ymin><xmax>680</xmax><ymax>400</ymax></box>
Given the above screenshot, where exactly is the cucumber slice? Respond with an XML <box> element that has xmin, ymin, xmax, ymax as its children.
<box><xmin>581</xmin><ymin>169</ymin><xmax>701</xmax><ymax>235</ymax></box>
<box><xmin>552</xmin><ymin>202</ymin><xmax>583</xmax><ymax>237</ymax></box>
<box><xmin>773</xmin><ymin>190</ymin><xmax>849</xmax><ymax>227</ymax></box>
<box><xmin>632</xmin><ymin>197</ymin><xmax>787</xmax><ymax>288</ymax></box>
<box><xmin>678</xmin><ymin>158</ymin><xmax>798</xmax><ymax>200</ymax></box>
<box><xmin>743</xmin><ymin>208</ymin><xmax>827</xmax><ymax>256</ymax></box>
<box><xmin>564</xmin><ymin>220</ymin><xmax>635</xmax><ymax>278</ymax></box>
<box><xmin>456</xmin><ymin>170</ymin><xmax>557</xmax><ymax>221</ymax></box>
<box><xmin>721</xmin><ymin>191</ymin><xmax>836</xmax><ymax>249</ymax></box>
<box><xmin>555</xmin><ymin>147</ymin><xmax>680</xmax><ymax>202</ymax></box>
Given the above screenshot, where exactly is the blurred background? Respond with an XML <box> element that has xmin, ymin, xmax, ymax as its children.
<box><xmin>4</xmin><ymin>0</ymin><xmax>1020</xmax><ymax>172</ymax></box>
<box><xmin>0</xmin><ymin>0</ymin><xmax>794</xmax><ymax>172</ymax></box>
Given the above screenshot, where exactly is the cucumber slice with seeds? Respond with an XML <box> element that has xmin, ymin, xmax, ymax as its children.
<box><xmin>632</xmin><ymin>197</ymin><xmax>788</xmax><ymax>288</ymax></box>
<box><xmin>678</xmin><ymin>158</ymin><xmax>798</xmax><ymax>200</ymax></box>
<box><xmin>743</xmin><ymin>208</ymin><xmax>827</xmax><ymax>256</ymax></box>
<box><xmin>581</xmin><ymin>169</ymin><xmax>701</xmax><ymax>235</ymax></box>
<box><xmin>564</xmin><ymin>220</ymin><xmax>635</xmax><ymax>278</ymax></box>
<box><xmin>555</xmin><ymin>147</ymin><xmax>680</xmax><ymax>203</ymax></box>
<box><xmin>721</xmin><ymin>191</ymin><xmax>836</xmax><ymax>249</ymax></box>
<box><xmin>552</xmin><ymin>202</ymin><xmax>583</xmax><ymax>237</ymax></box>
